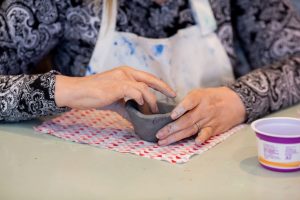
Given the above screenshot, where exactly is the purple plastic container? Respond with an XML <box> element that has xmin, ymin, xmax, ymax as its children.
<box><xmin>251</xmin><ymin>117</ymin><xmax>300</xmax><ymax>172</ymax></box>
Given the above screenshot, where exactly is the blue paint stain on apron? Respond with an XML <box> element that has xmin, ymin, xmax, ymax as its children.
<box><xmin>153</xmin><ymin>44</ymin><xmax>164</xmax><ymax>56</ymax></box>
<box><xmin>89</xmin><ymin>0</ymin><xmax>234</xmax><ymax>102</ymax></box>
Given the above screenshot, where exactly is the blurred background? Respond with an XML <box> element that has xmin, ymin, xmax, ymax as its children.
<box><xmin>292</xmin><ymin>0</ymin><xmax>300</xmax><ymax>12</ymax></box>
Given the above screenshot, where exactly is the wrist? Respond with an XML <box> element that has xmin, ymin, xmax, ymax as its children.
<box><xmin>54</xmin><ymin>75</ymin><xmax>76</xmax><ymax>107</ymax></box>
<box><xmin>223</xmin><ymin>86</ymin><xmax>246</xmax><ymax>123</ymax></box>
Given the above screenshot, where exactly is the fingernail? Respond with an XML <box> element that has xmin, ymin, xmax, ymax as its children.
<box><xmin>156</xmin><ymin>125</ymin><xmax>171</xmax><ymax>138</ymax></box>
<box><xmin>195</xmin><ymin>139</ymin><xmax>202</xmax><ymax>146</ymax></box>
<box><xmin>171</xmin><ymin>107</ymin><xmax>184</xmax><ymax>119</ymax></box>
<box><xmin>124</xmin><ymin>97</ymin><xmax>130</xmax><ymax>102</ymax></box>
<box><xmin>171</xmin><ymin>91</ymin><xmax>177</xmax><ymax>97</ymax></box>
<box><xmin>171</xmin><ymin>111</ymin><xmax>178</xmax><ymax>119</ymax></box>
<box><xmin>138</xmin><ymin>99</ymin><xmax>144</xmax><ymax>105</ymax></box>
<box><xmin>156</xmin><ymin>131</ymin><xmax>164</xmax><ymax>139</ymax></box>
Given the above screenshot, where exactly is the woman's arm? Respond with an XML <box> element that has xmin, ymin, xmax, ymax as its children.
<box><xmin>0</xmin><ymin>71</ymin><xmax>67</xmax><ymax>122</ymax></box>
<box><xmin>229</xmin><ymin>0</ymin><xmax>300</xmax><ymax>122</ymax></box>
<box><xmin>1</xmin><ymin>66</ymin><xmax>176</xmax><ymax>122</ymax></box>
<box><xmin>156</xmin><ymin>0</ymin><xmax>300</xmax><ymax>145</ymax></box>
<box><xmin>0</xmin><ymin>1</ymin><xmax>70</xmax><ymax>121</ymax></box>
<box><xmin>54</xmin><ymin>67</ymin><xmax>176</xmax><ymax>111</ymax></box>
<box><xmin>229</xmin><ymin>55</ymin><xmax>300</xmax><ymax>122</ymax></box>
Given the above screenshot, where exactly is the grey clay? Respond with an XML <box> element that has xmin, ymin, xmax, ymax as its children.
<box><xmin>125</xmin><ymin>100</ymin><xmax>176</xmax><ymax>143</ymax></box>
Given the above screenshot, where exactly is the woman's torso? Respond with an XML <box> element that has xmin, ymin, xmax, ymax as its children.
<box><xmin>1</xmin><ymin>0</ymin><xmax>297</xmax><ymax>77</ymax></box>
<box><xmin>0</xmin><ymin>0</ymin><xmax>238</xmax><ymax>76</ymax></box>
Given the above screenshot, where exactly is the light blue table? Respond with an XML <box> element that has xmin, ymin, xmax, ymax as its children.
<box><xmin>1</xmin><ymin>105</ymin><xmax>300</xmax><ymax>200</ymax></box>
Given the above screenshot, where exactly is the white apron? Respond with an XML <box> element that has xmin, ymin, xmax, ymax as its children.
<box><xmin>88</xmin><ymin>0</ymin><xmax>234</xmax><ymax>103</ymax></box>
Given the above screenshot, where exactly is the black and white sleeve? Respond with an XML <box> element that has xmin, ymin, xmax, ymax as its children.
<box><xmin>0</xmin><ymin>71</ymin><xmax>68</xmax><ymax>122</ymax></box>
<box><xmin>229</xmin><ymin>0</ymin><xmax>300</xmax><ymax>122</ymax></box>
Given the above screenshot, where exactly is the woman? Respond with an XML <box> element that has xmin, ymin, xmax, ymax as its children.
<box><xmin>1</xmin><ymin>0</ymin><xmax>299</xmax><ymax>146</ymax></box>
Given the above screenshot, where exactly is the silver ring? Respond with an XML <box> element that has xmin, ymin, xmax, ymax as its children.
<box><xmin>194</xmin><ymin>122</ymin><xmax>201</xmax><ymax>132</ymax></box>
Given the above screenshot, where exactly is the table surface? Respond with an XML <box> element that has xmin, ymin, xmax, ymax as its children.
<box><xmin>1</xmin><ymin>105</ymin><xmax>300</xmax><ymax>200</ymax></box>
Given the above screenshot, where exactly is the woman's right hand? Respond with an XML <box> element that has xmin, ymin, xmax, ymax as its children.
<box><xmin>54</xmin><ymin>66</ymin><xmax>176</xmax><ymax>113</ymax></box>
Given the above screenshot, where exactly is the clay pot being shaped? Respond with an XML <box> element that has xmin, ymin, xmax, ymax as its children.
<box><xmin>125</xmin><ymin>100</ymin><xmax>176</xmax><ymax>143</ymax></box>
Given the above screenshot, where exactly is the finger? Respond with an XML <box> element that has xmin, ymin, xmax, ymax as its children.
<box><xmin>128</xmin><ymin>68</ymin><xmax>176</xmax><ymax>98</ymax></box>
<box><xmin>156</xmin><ymin>107</ymin><xmax>208</xmax><ymax>140</ymax></box>
<box><xmin>158</xmin><ymin>124</ymin><xmax>198</xmax><ymax>146</ymax></box>
<box><xmin>195</xmin><ymin>127</ymin><xmax>214</xmax><ymax>146</ymax></box>
<box><xmin>122</xmin><ymin>84</ymin><xmax>144</xmax><ymax>105</ymax></box>
<box><xmin>171</xmin><ymin>92</ymin><xmax>199</xmax><ymax>120</ymax></box>
<box><xmin>134</xmin><ymin>82</ymin><xmax>159</xmax><ymax>113</ymax></box>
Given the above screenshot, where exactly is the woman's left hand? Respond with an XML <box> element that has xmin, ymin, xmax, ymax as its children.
<box><xmin>156</xmin><ymin>87</ymin><xmax>246</xmax><ymax>146</ymax></box>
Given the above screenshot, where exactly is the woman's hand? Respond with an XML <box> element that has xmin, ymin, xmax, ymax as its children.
<box><xmin>54</xmin><ymin>66</ymin><xmax>176</xmax><ymax>113</ymax></box>
<box><xmin>156</xmin><ymin>87</ymin><xmax>246</xmax><ymax>146</ymax></box>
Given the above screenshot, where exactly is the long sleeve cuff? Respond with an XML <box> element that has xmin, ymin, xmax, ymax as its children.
<box><xmin>0</xmin><ymin>70</ymin><xmax>69</xmax><ymax>122</ymax></box>
<box><xmin>228</xmin><ymin>55</ymin><xmax>300</xmax><ymax>123</ymax></box>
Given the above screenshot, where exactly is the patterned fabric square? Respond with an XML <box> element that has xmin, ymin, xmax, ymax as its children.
<box><xmin>34</xmin><ymin>109</ymin><xmax>246</xmax><ymax>163</ymax></box>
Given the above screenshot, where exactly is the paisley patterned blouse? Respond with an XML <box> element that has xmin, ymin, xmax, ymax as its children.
<box><xmin>1</xmin><ymin>0</ymin><xmax>300</xmax><ymax>122</ymax></box>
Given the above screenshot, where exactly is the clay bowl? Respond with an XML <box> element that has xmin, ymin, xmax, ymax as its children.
<box><xmin>125</xmin><ymin>100</ymin><xmax>176</xmax><ymax>143</ymax></box>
